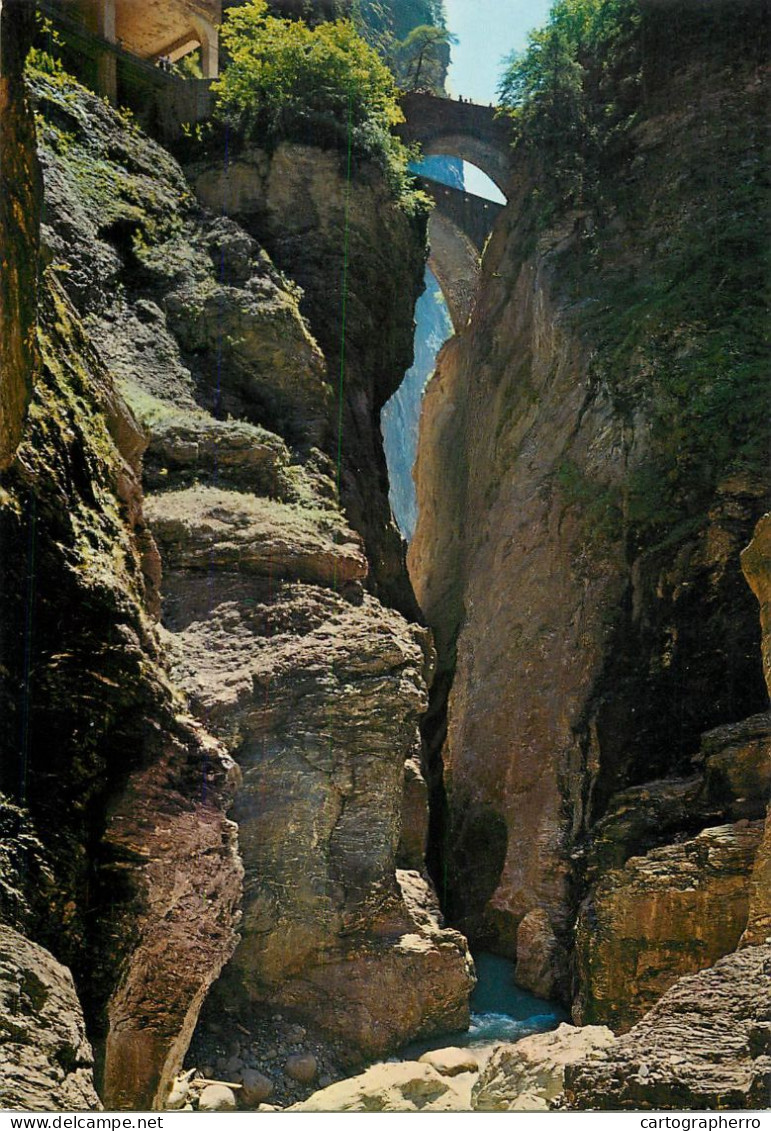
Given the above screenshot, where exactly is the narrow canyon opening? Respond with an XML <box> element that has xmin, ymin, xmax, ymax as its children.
<box><xmin>380</xmin><ymin>155</ymin><xmax>542</xmax><ymax>1036</ymax></box>
<box><xmin>382</xmin><ymin>156</ymin><xmax>506</xmax><ymax>541</ymax></box>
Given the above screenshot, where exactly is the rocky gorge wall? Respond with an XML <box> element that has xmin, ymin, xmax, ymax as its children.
<box><xmin>1</xmin><ymin>39</ymin><xmax>244</xmax><ymax>1108</ymax></box>
<box><xmin>409</xmin><ymin>4</ymin><xmax>770</xmax><ymax>1029</ymax></box>
<box><xmin>0</xmin><ymin>0</ymin><xmax>39</xmax><ymax>469</ymax></box>
<box><xmin>561</xmin><ymin>511</ymin><xmax>771</xmax><ymax>1110</ymax></box>
<box><xmin>190</xmin><ymin>141</ymin><xmax>426</xmax><ymax>618</ymax></box>
<box><xmin>1</xmin><ymin>54</ymin><xmax>473</xmax><ymax>1109</ymax></box>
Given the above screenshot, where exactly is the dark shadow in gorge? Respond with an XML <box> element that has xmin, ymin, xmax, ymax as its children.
<box><xmin>421</xmin><ymin>668</ymin><xmax>510</xmax><ymax>948</ymax></box>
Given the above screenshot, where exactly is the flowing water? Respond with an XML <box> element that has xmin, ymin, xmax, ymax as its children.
<box><xmin>399</xmin><ymin>952</ymin><xmax>568</xmax><ymax>1058</ymax></box>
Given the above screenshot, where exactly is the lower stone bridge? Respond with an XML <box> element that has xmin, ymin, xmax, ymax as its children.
<box><xmin>417</xmin><ymin>176</ymin><xmax>504</xmax><ymax>254</ymax></box>
<box><xmin>416</xmin><ymin>176</ymin><xmax>505</xmax><ymax>331</ymax></box>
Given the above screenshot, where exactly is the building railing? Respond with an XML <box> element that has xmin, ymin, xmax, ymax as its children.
<box><xmin>35</xmin><ymin>0</ymin><xmax>214</xmax><ymax>140</ymax></box>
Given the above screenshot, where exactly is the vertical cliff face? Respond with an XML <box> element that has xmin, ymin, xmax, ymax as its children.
<box><xmin>0</xmin><ymin>9</ymin><xmax>102</xmax><ymax>1112</ymax></box>
<box><xmin>0</xmin><ymin>273</ymin><xmax>243</xmax><ymax>1111</ymax></box>
<box><xmin>410</xmin><ymin>5</ymin><xmax>769</xmax><ymax>1018</ymax></box>
<box><xmin>1</xmin><ymin>47</ymin><xmax>241</xmax><ymax>1109</ymax></box>
<box><xmin>740</xmin><ymin>514</ymin><xmax>771</xmax><ymax>949</ymax></box>
<box><xmin>191</xmin><ymin>143</ymin><xmax>427</xmax><ymax>618</ymax></box>
<box><xmin>0</xmin><ymin>254</ymin><xmax>243</xmax><ymax>1108</ymax></box>
<box><xmin>28</xmin><ymin>66</ymin><xmax>472</xmax><ymax>1089</ymax></box>
<box><xmin>411</xmin><ymin>212</ymin><xmax>632</xmax><ymax>971</ymax></box>
<box><xmin>0</xmin><ymin>0</ymin><xmax>40</xmax><ymax>468</ymax></box>
<box><xmin>565</xmin><ymin>501</ymin><xmax>771</xmax><ymax>1111</ymax></box>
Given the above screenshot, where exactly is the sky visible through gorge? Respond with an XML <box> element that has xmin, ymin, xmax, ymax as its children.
<box><xmin>444</xmin><ymin>0</ymin><xmax>553</xmax><ymax>199</ymax></box>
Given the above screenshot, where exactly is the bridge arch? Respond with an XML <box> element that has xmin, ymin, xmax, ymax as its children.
<box><xmin>415</xmin><ymin>176</ymin><xmax>505</xmax><ymax>331</ymax></box>
<box><xmin>399</xmin><ymin>92</ymin><xmax>514</xmax><ymax>196</ymax></box>
<box><xmin>426</xmin><ymin>212</ymin><xmax>479</xmax><ymax>332</ymax></box>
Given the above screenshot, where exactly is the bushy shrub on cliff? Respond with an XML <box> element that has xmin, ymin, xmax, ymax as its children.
<box><xmin>213</xmin><ymin>0</ymin><xmax>416</xmax><ymax>194</ymax></box>
<box><xmin>499</xmin><ymin>0</ymin><xmax>769</xmax><ymax>547</ymax></box>
<box><xmin>498</xmin><ymin>0</ymin><xmax>641</xmax><ymax>211</ymax></box>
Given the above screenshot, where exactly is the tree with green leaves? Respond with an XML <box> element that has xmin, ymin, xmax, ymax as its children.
<box><xmin>392</xmin><ymin>24</ymin><xmax>456</xmax><ymax>92</ymax></box>
<box><xmin>497</xmin><ymin>0</ymin><xmax>641</xmax><ymax>208</ymax></box>
<box><xmin>213</xmin><ymin>0</ymin><xmax>414</xmax><ymax>191</ymax></box>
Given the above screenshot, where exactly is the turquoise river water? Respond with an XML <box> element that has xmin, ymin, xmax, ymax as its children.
<box><xmin>400</xmin><ymin>952</ymin><xmax>567</xmax><ymax>1058</ymax></box>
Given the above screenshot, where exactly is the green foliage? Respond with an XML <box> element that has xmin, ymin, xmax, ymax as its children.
<box><xmin>391</xmin><ymin>24</ymin><xmax>456</xmax><ymax>92</ymax></box>
<box><xmin>556</xmin><ymin>458</ymin><xmax>622</xmax><ymax>553</ymax></box>
<box><xmin>27</xmin><ymin>14</ymin><xmax>67</xmax><ymax>77</ymax></box>
<box><xmin>181</xmin><ymin>119</ymin><xmax>212</xmax><ymax>144</ymax></box>
<box><xmin>173</xmin><ymin>48</ymin><xmax>204</xmax><ymax>80</ymax></box>
<box><xmin>213</xmin><ymin>0</ymin><xmax>416</xmax><ymax>195</ymax></box>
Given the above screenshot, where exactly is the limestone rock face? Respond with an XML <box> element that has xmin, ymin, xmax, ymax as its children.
<box><xmin>472</xmin><ymin>1024</ymin><xmax>616</xmax><ymax>1112</ymax></box>
<box><xmin>291</xmin><ymin>1060</ymin><xmax>473</xmax><ymax>1112</ymax></box>
<box><xmin>0</xmin><ymin>0</ymin><xmax>40</xmax><ymax>469</ymax></box>
<box><xmin>1</xmin><ymin>77</ymin><xmax>246</xmax><ymax>1110</ymax></box>
<box><xmin>585</xmin><ymin>777</ymin><xmax>705</xmax><ymax>879</ymax></box>
<box><xmin>743</xmin><ymin>812</ymin><xmax>771</xmax><ymax>948</ymax></box>
<box><xmin>191</xmin><ymin>143</ymin><xmax>427</xmax><ymax>616</ymax></box>
<box><xmin>145</xmin><ymin>486</ymin><xmax>368</xmax><ymax>585</ymax></box>
<box><xmin>574</xmin><ymin>822</ymin><xmax>764</xmax><ymax>1029</ymax></box>
<box><xmin>408</xmin><ymin>23</ymin><xmax>769</xmax><ymax>1001</ymax></box>
<box><xmin>565</xmin><ymin>944</ymin><xmax>771</xmax><ymax>1111</ymax></box>
<box><xmin>741</xmin><ymin>513</ymin><xmax>771</xmax><ymax>696</ymax></box>
<box><xmin>397</xmin><ymin>757</ymin><xmax>430</xmax><ymax>870</ymax></box>
<box><xmin>740</xmin><ymin>515</ymin><xmax>771</xmax><ymax>947</ymax></box>
<box><xmin>0</xmin><ymin>926</ymin><xmax>101</xmax><ymax>1111</ymax></box>
<box><xmin>193</xmin><ymin>584</ymin><xmax>473</xmax><ymax>1058</ymax></box>
<box><xmin>100</xmin><ymin>720</ymin><xmax>242</xmax><ymax>1111</ymax></box>
<box><xmin>698</xmin><ymin>713</ymin><xmax>771</xmax><ymax>823</ymax></box>
<box><xmin>28</xmin><ymin>70</ymin><xmax>472</xmax><ymax>1070</ymax></box>
<box><xmin>419</xmin><ymin>1047</ymin><xmax>479</xmax><ymax>1077</ymax></box>
<box><xmin>0</xmin><ymin>275</ymin><xmax>243</xmax><ymax>1114</ymax></box>
<box><xmin>515</xmin><ymin>909</ymin><xmax>567</xmax><ymax>1001</ymax></box>
<box><xmin>572</xmin><ymin>511</ymin><xmax>771</xmax><ymax>1030</ymax></box>
<box><xmin>410</xmin><ymin>209</ymin><xmax>631</xmax><ymax>961</ymax></box>
<box><xmin>197</xmin><ymin>1084</ymin><xmax>237</xmax><ymax>1112</ymax></box>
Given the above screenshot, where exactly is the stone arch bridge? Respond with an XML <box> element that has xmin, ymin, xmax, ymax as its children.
<box><xmin>399</xmin><ymin>93</ymin><xmax>513</xmax><ymax>330</ymax></box>
<box><xmin>399</xmin><ymin>91</ymin><xmax>513</xmax><ymax>195</ymax></box>
<box><xmin>415</xmin><ymin>177</ymin><xmax>504</xmax><ymax>332</ymax></box>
